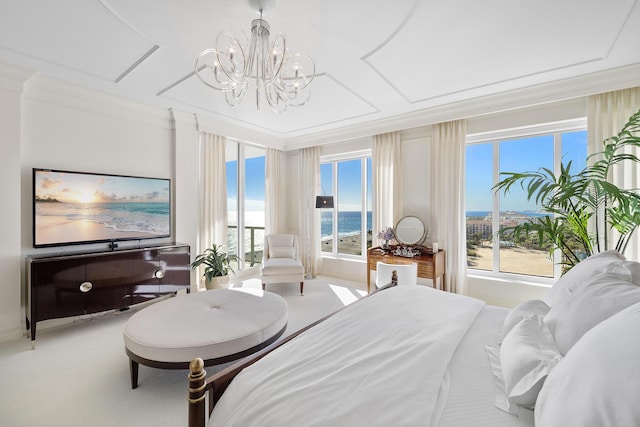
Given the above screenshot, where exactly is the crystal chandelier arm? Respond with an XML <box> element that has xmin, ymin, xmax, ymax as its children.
<box><xmin>263</xmin><ymin>34</ymin><xmax>286</xmax><ymax>85</ymax></box>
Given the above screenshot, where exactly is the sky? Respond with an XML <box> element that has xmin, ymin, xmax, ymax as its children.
<box><xmin>321</xmin><ymin>159</ymin><xmax>373</xmax><ymax>212</ymax></box>
<box><xmin>466</xmin><ymin>130</ymin><xmax>587</xmax><ymax>212</ymax></box>
<box><xmin>227</xmin><ymin>130</ymin><xmax>587</xmax><ymax>217</ymax></box>
<box><xmin>35</xmin><ymin>170</ymin><xmax>170</xmax><ymax>203</ymax></box>
<box><xmin>227</xmin><ymin>156</ymin><xmax>372</xmax><ymax>214</ymax></box>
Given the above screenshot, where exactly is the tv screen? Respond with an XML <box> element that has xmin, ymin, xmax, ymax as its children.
<box><xmin>33</xmin><ymin>168</ymin><xmax>171</xmax><ymax>248</ymax></box>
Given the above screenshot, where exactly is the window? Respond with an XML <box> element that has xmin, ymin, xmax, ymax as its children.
<box><xmin>226</xmin><ymin>140</ymin><xmax>265</xmax><ymax>271</ymax></box>
<box><xmin>466</xmin><ymin>124</ymin><xmax>587</xmax><ymax>279</ymax></box>
<box><xmin>320</xmin><ymin>154</ymin><xmax>372</xmax><ymax>257</ymax></box>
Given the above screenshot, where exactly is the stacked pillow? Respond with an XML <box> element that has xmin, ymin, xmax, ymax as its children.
<box><xmin>488</xmin><ymin>250</ymin><xmax>640</xmax><ymax>421</ymax></box>
<box><xmin>487</xmin><ymin>299</ymin><xmax>560</xmax><ymax>415</ymax></box>
<box><xmin>535</xmin><ymin>301</ymin><xmax>640</xmax><ymax>426</ymax></box>
<box><xmin>544</xmin><ymin>270</ymin><xmax>640</xmax><ymax>355</ymax></box>
<box><xmin>544</xmin><ymin>250</ymin><xmax>627</xmax><ymax>306</ymax></box>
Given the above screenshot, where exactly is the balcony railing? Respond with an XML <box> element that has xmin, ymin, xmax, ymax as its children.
<box><xmin>228</xmin><ymin>225</ymin><xmax>265</xmax><ymax>268</ymax></box>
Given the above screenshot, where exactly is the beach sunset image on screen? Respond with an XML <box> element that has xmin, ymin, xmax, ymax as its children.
<box><xmin>33</xmin><ymin>169</ymin><xmax>170</xmax><ymax>247</ymax></box>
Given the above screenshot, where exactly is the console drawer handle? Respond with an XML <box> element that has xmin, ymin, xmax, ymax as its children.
<box><xmin>80</xmin><ymin>282</ymin><xmax>93</xmax><ymax>292</ymax></box>
<box><xmin>154</xmin><ymin>269</ymin><xmax>165</xmax><ymax>279</ymax></box>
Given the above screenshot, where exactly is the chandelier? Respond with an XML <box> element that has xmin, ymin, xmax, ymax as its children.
<box><xmin>194</xmin><ymin>7</ymin><xmax>315</xmax><ymax>113</ymax></box>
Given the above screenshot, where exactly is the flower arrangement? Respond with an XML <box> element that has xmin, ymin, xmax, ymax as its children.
<box><xmin>377</xmin><ymin>227</ymin><xmax>395</xmax><ymax>241</ymax></box>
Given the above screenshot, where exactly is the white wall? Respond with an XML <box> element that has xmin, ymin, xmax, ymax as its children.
<box><xmin>20</xmin><ymin>76</ymin><xmax>177</xmax><ymax>255</ymax></box>
<box><xmin>0</xmin><ymin>67</ymin><xmax>200</xmax><ymax>340</ymax></box>
<box><xmin>171</xmin><ymin>110</ymin><xmax>200</xmax><ymax>289</ymax></box>
<box><xmin>0</xmin><ymin>64</ymin><xmax>31</xmax><ymax>341</ymax></box>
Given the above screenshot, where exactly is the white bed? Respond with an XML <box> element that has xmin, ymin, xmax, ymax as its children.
<box><xmin>188</xmin><ymin>251</ymin><xmax>640</xmax><ymax>427</ymax></box>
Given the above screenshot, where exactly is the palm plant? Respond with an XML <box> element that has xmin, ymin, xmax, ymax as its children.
<box><xmin>493</xmin><ymin>108</ymin><xmax>640</xmax><ymax>272</ymax></box>
<box><xmin>190</xmin><ymin>244</ymin><xmax>235</xmax><ymax>281</ymax></box>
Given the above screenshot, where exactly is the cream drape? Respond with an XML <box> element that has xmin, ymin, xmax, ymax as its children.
<box><xmin>430</xmin><ymin>120</ymin><xmax>467</xmax><ymax>294</ymax></box>
<box><xmin>587</xmin><ymin>87</ymin><xmax>640</xmax><ymax>261</ymax></box>
<box><xmin>372</xmin><ymin>131</ymin><xmax>403</xmax><ymax>246</ymax></box>
<box><xmin>197</xmin><ymin>132</ymin><xmax>228</xmax><ymax>289</ymax></box>
<box><xmin>265</xmin><ymin>147</ymin><xmax>285</xmax><ymax>235</ymax></box>
<box><xmin>299</xmin><ymin>147</ymin><xmax>321</xmax><ymax>276</ymax></box>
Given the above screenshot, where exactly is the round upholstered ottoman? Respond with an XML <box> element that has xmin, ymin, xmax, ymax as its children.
<box><xmin>123</xmin><ymin>288</ymin><xmax>288</xmax><ymax>388</ymax></box>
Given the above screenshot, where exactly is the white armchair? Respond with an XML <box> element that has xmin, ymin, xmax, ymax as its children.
<box><xmin>261</xmin><ymin>234</ymin><xmax>305</xmax><ymax>295</ymax></box>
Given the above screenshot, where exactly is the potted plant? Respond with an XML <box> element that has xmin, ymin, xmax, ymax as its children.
<box><xmin>494</xmin><ymin>107</ymin><xmax>640</xmax><ymax>273</ymax></box>
<box><xmin>190</xmin><ymin>244</ymin><xmax>235</xmax><ymax>290</ymax></box>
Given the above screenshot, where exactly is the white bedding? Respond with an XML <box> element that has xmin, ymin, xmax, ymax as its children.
<box><xmin>209</xmin><ymin>286</ymin><xmax>490</xmax><ymax>427</ymax></box>
<box><xmin>439</xmin><ymin>305</ymin><xmax>520</xmax><ymax>427</ymax></box>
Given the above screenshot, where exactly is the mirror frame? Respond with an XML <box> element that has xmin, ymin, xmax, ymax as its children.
<box><xmin>394</xmin><ymin>215</ymin><xmax>426</xmax><ymax>245</ymax></box>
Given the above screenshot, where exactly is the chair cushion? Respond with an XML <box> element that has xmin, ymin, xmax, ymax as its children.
<box><xmin>262</xmin><ymin>258</ymin><xmax>304</xmax><ymax>276</ymax></box>
<box><xmin>270</xmin><ymin>247</ymin><xmax>296</xmax><ymax>259</ymax></box>
<box><xmin>267</xmin><ymin>234</ymin><xmax>295</xmax><ymax>248</ymax></box>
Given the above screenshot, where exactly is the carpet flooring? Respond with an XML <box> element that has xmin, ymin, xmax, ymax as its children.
<box><xmin>0</xmin><ymin>276</ymin><xmax>366</xmax><ymax>427</ymax></box>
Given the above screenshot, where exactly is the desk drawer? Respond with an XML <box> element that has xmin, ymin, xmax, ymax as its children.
<box><xmin>417</xmin><ymin>263</ymin><xmax>434</xmax><ymax>278</ymax></box>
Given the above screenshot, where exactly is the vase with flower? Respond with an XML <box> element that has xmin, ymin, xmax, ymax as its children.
<box><xmin>377</xmin><ymin>227</ymin><xmax>395</xmax><ymax>250</ymax></box>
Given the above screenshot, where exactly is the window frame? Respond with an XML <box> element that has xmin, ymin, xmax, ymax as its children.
<box><xmin>466</xmin><ymin>118</ymin><xmax>587</xmax><ymax>283</ymax></box>
<box><xmin>226</xmin><ymin>138</ymin><xmax>266</xmax><ymax>273</ymax></box>
<box><xmin>320</xmin><ymin>149</ymin><xmax>372</xmax><ymax>260</ymax></box>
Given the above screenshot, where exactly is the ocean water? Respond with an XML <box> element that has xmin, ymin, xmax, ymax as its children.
<box><xmin>36</xmin><ymin>201</ymin><xmax>170</xmax><ymax>235</ymax></box>
<box><xmin>322</xmin><ymin>211</ymin><xmax>373</xmax><ymax>237</ymax></box>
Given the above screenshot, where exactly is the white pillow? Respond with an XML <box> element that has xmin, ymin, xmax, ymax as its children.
<box><xmin>269</xmin><ymin>247</ymin><xmax>295</xmax><ymax>259</ymax></box>
<box><xmin>544</xmin><ymin>271</ymin><xmax>640</xmax><ymax>355</ymax></box>
<box><xmin>535</xmin><ymin>301</ymin><xmax>640</xmax><ymax>427</ymax></box>
<box><xmin>502</xmin><ymin>299</ymin><xmax>550</xmax><ymax>337</ymax></box>
<box><xmin>623</xmin><ymin>259</ymin><xmax>640</xmax><ymax>285</ymax></box>
<box><xmin>545</xmin><ymin>250</ymin><xmax>627</xmax><ymax>306</ymax></box>
<box><xmin>500</xmin><ymin>315</ymin><xmax>562</xmax><ymax>409</ymax></box>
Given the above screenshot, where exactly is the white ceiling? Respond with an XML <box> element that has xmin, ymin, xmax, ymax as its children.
<box><xmin>1</xmin><ymin>0</ymin><xmax>640</xmax><ymax>147</ymax></box>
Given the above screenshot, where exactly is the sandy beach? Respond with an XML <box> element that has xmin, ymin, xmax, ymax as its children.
<box><xmin>468</xmin><ymin>244</ymin><xmax>553</xmax><ymax>277</ymax></box>
<box><xmin>322</xmin><ymin>232</ymin><xmax>369</xmax><ymax>255</ymax></box>
<box><xmin>35</xmin><ymin>215</ymin><xmax>158</xmax><ymax>246</ymax></box>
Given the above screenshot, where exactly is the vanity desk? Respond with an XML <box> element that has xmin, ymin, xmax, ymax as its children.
<box><xmin>367</xmin><ymin>246</ymin><xmax>446</xmax><ymax>292</ymax></box>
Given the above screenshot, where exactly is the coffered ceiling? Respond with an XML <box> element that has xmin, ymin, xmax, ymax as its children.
<box><xmin>1</xmin><ymin>0</ymin><xmax>640</xmax><ymax>147</ymax></box>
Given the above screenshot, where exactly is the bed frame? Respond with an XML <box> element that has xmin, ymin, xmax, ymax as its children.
<box><xmin>187</xmin><ymin>273</ymin><xmax>399</xmax><ymax>427</ymax></box>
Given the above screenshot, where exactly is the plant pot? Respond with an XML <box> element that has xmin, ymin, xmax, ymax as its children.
<box><xmin>205</xmin><ymin>275</ymin><xmax>230</xmax><ymax>290</ymax></box>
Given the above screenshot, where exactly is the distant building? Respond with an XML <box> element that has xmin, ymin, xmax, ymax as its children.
<box><xmin>466</xmin><ymin>211</ymin><xmax>537</xmax><ymax>239</ymax></box>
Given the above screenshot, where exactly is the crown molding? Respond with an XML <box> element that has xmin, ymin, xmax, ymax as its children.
<box><xmin>21</xmin><ymin>75</ymin><xmax>173</xmax><ymax>129</ymax></box>
<box><xmin>0</xmin><ymin>62</ymin><xmax>34</xmax><ymax>92</ymax></box>
<box><xmin>283</xmin><ymin>62</ymin><xmax>640</xmax><ymax>150</ymax></box>
<box><xmin>195</xmin><ymin>113</ymin><xmax>285</xmax><ymax>150</ymax></box>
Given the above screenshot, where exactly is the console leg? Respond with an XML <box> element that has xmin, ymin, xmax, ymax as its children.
<box><xmin>130</xmin><ymin>358</ymin><xmax>139</xmax><ymax>389</ymax></box>
<box><xmin>30</xmin><ymin>322</ymin><xmax>37</xmax><ymax>349</ymax></box>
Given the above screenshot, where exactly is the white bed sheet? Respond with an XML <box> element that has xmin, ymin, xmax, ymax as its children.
<box><xmin>438</xmin><ymin>305</ymin><xmax>521</xmax><ymax>427</ymax></box>
<box><xmin>209</xmin><ymin>286</ymin><xmax>485</xmax><ymax>427</ymax></box>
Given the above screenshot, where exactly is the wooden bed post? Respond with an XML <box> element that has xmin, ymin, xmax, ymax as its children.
<box><xmin>188</xmin><ymin>358</ymin><xmax>207</xmax><ymax>427</ymax></box>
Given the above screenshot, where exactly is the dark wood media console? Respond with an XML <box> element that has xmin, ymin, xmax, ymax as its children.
<box><xmin>27</xmin><ymin>243</ymin><xmax>191</xmax><ymax>343</ymax></box>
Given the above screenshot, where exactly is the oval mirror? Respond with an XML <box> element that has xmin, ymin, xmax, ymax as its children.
<box><xmin>394</xmin><ymin>216</ymin><xmax>426</xmax><ymax>245</ymax></box>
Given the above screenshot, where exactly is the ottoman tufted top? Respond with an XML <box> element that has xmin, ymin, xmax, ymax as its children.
<box><xmin>123</xmin><ymin>288</ymin><xmax>288</xmax><ymax>363</ymax></box>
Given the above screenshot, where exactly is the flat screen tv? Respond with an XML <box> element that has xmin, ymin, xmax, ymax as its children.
<box><xmin>33</xmin><ymin>168</ymin><xmax>171</xmax><ymax>248</ymax></box>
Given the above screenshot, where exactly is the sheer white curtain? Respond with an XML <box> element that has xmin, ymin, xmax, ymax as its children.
<box><xmin>429</xmin><ymin>120</ymin><xmax>467</xmax><ymax>294</ymax></box>
<box><xmin>372</xmin><ymin>131</ymin><xmax>403</xmax><ymax>245</ymax></box>
<box><xmin>299</xmin><ymin>147</ymin><xmax>321</xmax><ymax>276</ymax></box>
<box><xmin>197</xmin><ymin>132</ymin><xmax>228</xmax><ymax>289</ymax></box>
<box><xmin>588</xmin><ymin>87</ymin><xmax>640</xmax><ymax>261</ymax></box>
<box><xmin>265</xmin><ymin>147</ymin><xmax>285</xmax><ymax>235</ymax></box>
